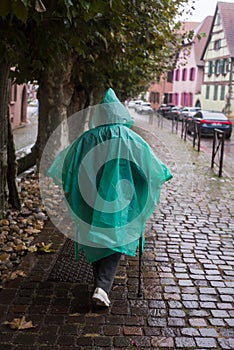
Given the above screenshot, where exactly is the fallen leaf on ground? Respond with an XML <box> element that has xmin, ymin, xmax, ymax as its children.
<box><xmin>28</xmin><ymin>245</ymin><xmax>38</xmax><ymax>252</ymax></box>
<box><xmin>3</xmin><ymin>316</ymin><xmax>37</xmax><ymax>330</ymax></box>
<box><xmin>28</xmin><ymin>242</ymin><xmax>56</xmax><ymax>254</ymax></box>
<box><xmin>8</xmin><ymin>270</ymin><xmax>27</xmax><ymax>280</ymax></box>
<box><xmin>69</xmin><ymin>313</ymin><xmax>81</xmax><ymax>317</ymax></box>
<box><xmin>37</xmin><ymin>242</ymin><xmax>56</xmax><ymax>253</ymax></box>
<box><xmin>85</xmin><ymin>312</ymin><xmax>101</xmax><ymax>317</ymax></box>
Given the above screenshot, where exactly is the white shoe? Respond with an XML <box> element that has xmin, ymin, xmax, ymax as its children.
<box><xmin>92</xmin><ymin>287</ymin><xmax>110</xmax><ymax>307</ymax></box>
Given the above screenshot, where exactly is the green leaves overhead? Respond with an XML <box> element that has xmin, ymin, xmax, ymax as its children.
<box><xmin>0</xmin><ymin>0</ymin><xmax>30</xmax><ymax>21</ymax></box>
<box><xmin>0</xmin><ymin>0</ymin><xmax>191</xmax><ymax>95</ymax></box>
<box><xmin>0</xmin><ymin>0</ymin><xmax>11</xmax><ymax>19</ymax></box>
<box><xmin>12</xmin><ymin>1</ymin><xmax>28</xmax><ymax>22</ymax></box>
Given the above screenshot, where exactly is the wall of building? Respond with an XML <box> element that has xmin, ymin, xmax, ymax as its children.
<box><xmin>149</xmin><ymin>73</ymin><xmax>173</xmax><ymax>110</ymax></box>
<box><xmin>201</xmin><ymin>11</ymin><xmax>234</xmax><ymax>117</ymax></box>
<box><xmin>9</xmin><ymin>83</ymin><xmax>27</xmax><ymax>129</ymax></box>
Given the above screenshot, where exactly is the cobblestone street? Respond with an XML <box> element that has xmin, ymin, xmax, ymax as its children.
<box><xmin>0</xmin><ymin>113</ymin><xmax>233</xmax><ymax>349</ymax></box>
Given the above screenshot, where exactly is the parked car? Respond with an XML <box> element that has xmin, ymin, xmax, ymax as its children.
<box><xmin>128</xmin><ymin>100</ymin><xmax>136</xmax><ymax>108</ymax></box>
<box><xmin>137</xmin><ymin>102</ymin><xmax>154</xmax><ymax>114</ymax></box>
<box><xmin>157</xmin><ymin>104</ymin><xmax>175</xmax><ymax>118</ymax></box>
<box><xmin>134</xmin><ymin>100</ymin><xmax>144</xmax><ymax>112</ymax></box>
<box><xmin>180</xmin><ymin>107</ymin><xmax>201</xmax><ymax>121</ymax></box>
<box><xmin>187</xmin><ymin>110</ymin><xmax>232</xmax><ymax>139</ymax></box>
<box><xmin>167</xmin><ymin>106</ymin><xmax>183</xmax><ymax>120</ymax></box>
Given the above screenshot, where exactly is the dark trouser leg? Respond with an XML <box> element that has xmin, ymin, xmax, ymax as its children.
<box><xmin>92</xmin><ymin>252</ymin><xmax>122</xmax><ymax>294</ymax></box>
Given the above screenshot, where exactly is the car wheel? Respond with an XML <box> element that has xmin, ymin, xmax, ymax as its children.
<box><xmin>226</xmin><ymin>133</ymin><xmax>231</xmax><ymax>140</ymax></box>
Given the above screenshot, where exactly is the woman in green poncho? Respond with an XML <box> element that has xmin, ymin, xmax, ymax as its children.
<box><xmin>47</xmin><ymin>88</ymin><xmax>172</xmax><ymax>307</ymax></box>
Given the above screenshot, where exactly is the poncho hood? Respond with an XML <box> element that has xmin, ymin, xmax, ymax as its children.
<box><xmin>89</xmin><ymin>88</ymin><xmax>134</xmax><ymax>129</ymax></box>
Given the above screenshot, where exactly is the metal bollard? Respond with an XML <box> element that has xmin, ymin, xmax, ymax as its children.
<box><xmin>193</xmin><ymin>121</ymin><xmax>201</xmax><ymax>151</ymax></box>
<box><xmin>211</xmin><ymin>129</ymin><xmax>225</xmax><ymax>177</ymax></box>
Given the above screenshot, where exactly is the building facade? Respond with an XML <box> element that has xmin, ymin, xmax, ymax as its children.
<box><xmin>173</xmin><ymin>17</ymin><xmax>212</xmax><ymax>108</ymax></box>
<box><xmin>8</xmin><ymin>81</ymin><xmax>28</xmax><ymax>129</ymax></box>
<box><xmin>149</xmin><ymin>72</ymin><xmax>174</xmax><ymax>111</ymax></box>
<box><xmin>149</xmin><ymin>22</ymin><xmax>200</xmax><ymax>111</ymax></box>
<box><xmin>200</xmin><ymin>2</ymin><xmax>234</xmax><ymax>119</ymax></box>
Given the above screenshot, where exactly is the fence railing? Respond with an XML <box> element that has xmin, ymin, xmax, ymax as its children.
<box><xmin>192</xmin><ymin>121</ymin><xmax>201</xmax><ymax>151</ymax></box>
<box><xmin>211</xmin><ymin>129</ymin><xmax>225</xmax><ymax>177</ymax></box>
<box><xmin>157</xmin><ymin>113</ymin><xmax>164</xmax><ymax>128</ymax></box>
<box><xmin>151</xmin><ymin>114</ymin><xmax>227</xmax><ymax>177</ymax></box>
<box><xmin>181</xmin><ymin>117</ymin><xmax>189</xmax><ymax>141</ymax></box>
<box><xmin>171</xmin><ymin>116</ymin><xmax>179</xmax><ymax>134</ymax></box>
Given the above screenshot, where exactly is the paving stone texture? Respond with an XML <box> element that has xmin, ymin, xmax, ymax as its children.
<box><xmin>0</xmin><ymin>114</ymin><xmax>234</xmax><ymax>349</ymax></box>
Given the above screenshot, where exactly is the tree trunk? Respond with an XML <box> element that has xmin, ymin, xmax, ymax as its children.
<box><xmin>17</xmin><ymin>58</ymin><xmax>101</xmax><ymax>176</ymax></box>
<box><xmin>35</xmin><ymin>55</ymin><xmax>76</xmax><ymax>174</ymax></box>
<box><xmin>67</xmin><ymin>84</ymin><xmax>91</xmax><ymax>142</ymax></box>
<box><xmin>0</xmin><ymin>61</ymin><xmax>10</xmax><ymax>218</ymax></box>
<box><xmin>7</xmin><ymin>112</ymin><xmax>21</xmax><ymax>209</ymax></box>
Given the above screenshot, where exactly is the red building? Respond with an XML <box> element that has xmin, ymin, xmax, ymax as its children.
<box><xmin>149</xmin><ymin>72</ymin><xmax>174</xmax><ymax>111</ymax></box>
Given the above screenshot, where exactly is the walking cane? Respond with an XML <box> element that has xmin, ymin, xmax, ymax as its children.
<box><xmin>137</xmin><ymin>233</ymin><xmax>143</xmax><ymax>297</ymax></box>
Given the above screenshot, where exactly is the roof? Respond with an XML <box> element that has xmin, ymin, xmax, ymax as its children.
<box><xmin>218</xmin><ymin>2</ymin><xmax>234</xmax><ymax>57</ymax></box>
<box><xmin>194</xmin><ymin>16</ymin><xmax>213</xmax><ymax>65</ymax></box>
<box><xmin>201</xmin><ymin>1</ymin><xmax>234</xmax><ymax>59</ymax></box>
<box><xmin>177</xmin><ymin>21</ymin><xmax>200</xmax><ymax>44</ymax></box>
<box><xmin>179</xmin><ymin>21</ymin><xmax>200</xmax><ymax>35</ymax></box>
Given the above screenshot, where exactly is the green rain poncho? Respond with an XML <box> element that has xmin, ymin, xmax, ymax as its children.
<box><xmin>47</xmin><ymin>88</ymin><xmax>172</xmax><ymax>262</ymax></box>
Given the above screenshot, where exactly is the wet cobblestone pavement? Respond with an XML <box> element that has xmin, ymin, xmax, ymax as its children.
<box><xmin>0</xmin><ymin>114</ymin><xmax>233</xmax><ymax>349</ymax></box>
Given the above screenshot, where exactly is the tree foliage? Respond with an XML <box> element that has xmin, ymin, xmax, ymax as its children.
<box><xmin>0</xmin><ymin>0</ymin><xmax>192</xmax><ymax>95</ymax></box>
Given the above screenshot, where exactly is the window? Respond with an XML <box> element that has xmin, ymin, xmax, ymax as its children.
<box><xmin>219</xmin><ymin>59</ymin><xmax>224</xmax><ymax>74</ymax></box>
<box><xmin>214</xmin><ymin>39</ymin><xmax>221</xmax><ymax>50</ymax></box>
<box><xmin>174</xmin><ymin>93</ymin><xmax>179</xmax><ymax>105</ymax></box>
<box><xmin>164</xmin><ymin>93</ymin><xmax>173</xmax><ymax>104</ymax></box>
<box><xmin>206</xmin><ymin>86</ymin><xmax>210</xmax><ymax>99</ymax></box>
<box><xmin>220</xmin><ymin>86</ymin><xmax>225</xmax><ymax>100</ymax></box>
<box><xmin>208</xmin><ymin>61</ymin><xmax>213</xmax><ymax>76</ymax></box>
<box><xmin>213</xmin><ymin>85</ymin><xmax>218</xmax><ymax>100</ymax></box>
<box><xmin>181</xmin><ymin>93</ymin><xmax>185</xmax><ymax>106</ymax></box>
<box><xmin>189</xmin><ymin>93</ymin><xmax>193</xmax><ymax>106</ymax></box>
<box><xmin>175</xmin><ymin>69</ymin><xmax>180</xmax><ymax>81</ymax></box>
<box><xmin>150</xmin><ymin>92</ymin><xmax>159</xmax><ymax>104</ymax></box>
<box><xmin>215</xmin><ymin>60</ymin><xmax>220</xmax><ymax>75</ymax></box>
<box><xmin>217</xmin><ymin>13</ymin><xmax>221</xmax><ymax>26</ymax></box>
<box><xmin>182</xmin><ymin>68</ymin><xmax>187</xmax><ymax>81</ymax></box>
<box><xmin>190</xmin><ymin>67</ymin><xmax>195</xmax><ymax>81</ymax></box>
<box><xmin>219</xmin><ymin>59</ymin><xmax>229</xmax><ymax>75</ymax></box>
<box><xmin>181</xmin><ymin>92</ymin><xmax>189</xmax><ymax>106</ymax></box>
<box><xmin>223</xmin><ymin>58</ymin><xmax>230</xmax><ymax>74</ymax></box>
<box><xmin>167</xmin><ymin>71</ymin><xmax>173</xmax><ymax>83</ymax></box>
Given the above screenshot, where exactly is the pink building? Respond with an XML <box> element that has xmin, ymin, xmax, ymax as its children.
<box><xmin>8</xmin><ymin>81</ymin><xmax>28</xmax><ymax>129</ymax></box>
<box><xmin>172</xmin><ymin>17</ymin><xmax>213</xmax><ymax>108</ymax></box>
<box><xmin>149</xmin><ymin>22</ymin><xmax>200</xmax><ymax>110</ymax></box>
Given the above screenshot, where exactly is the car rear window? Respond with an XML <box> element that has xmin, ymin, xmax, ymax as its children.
<box><xmin>202</xmin><ymin>112</ymin><xmax>227</xmax><ymax>120</ymax></box>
